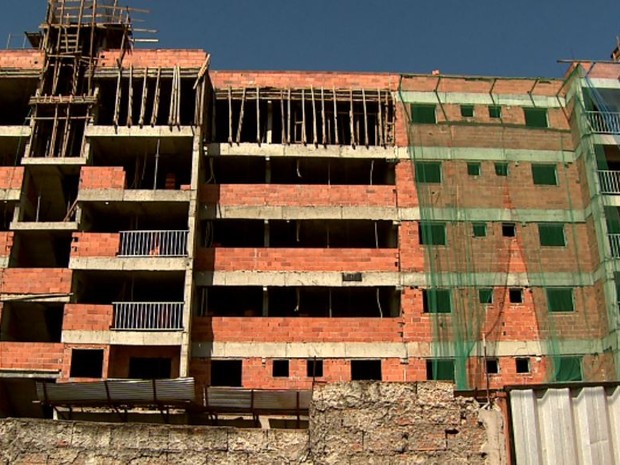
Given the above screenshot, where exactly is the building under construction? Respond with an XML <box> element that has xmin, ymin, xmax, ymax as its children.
<box><xmin>0</xmin><ymin>0</ymin><xmax>619</xmax><ymax>419</ymax></box>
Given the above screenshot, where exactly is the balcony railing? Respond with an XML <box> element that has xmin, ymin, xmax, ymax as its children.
<box><xmin>119</xmin><ymin>230</ymin><xmax>189</xmax><ymax>257</ymax></box>
<box><xmin>598</xmin><ymin>170</ymin><xmax>620</xmax><ymax>194</ymax></box>
<box><xmin>586</xmin><ymin>111</ymin><xmax>620</xmax><ymax>135</ymax></box>
<box><xmin>609</xmin><ymin>234</ymin><xmax>620</xmax><ymax>258</ymax></box>
<box><xmin>112</xmin><ymin>302</ymin><xmax>184</xmax><ymax>330</ymax></box>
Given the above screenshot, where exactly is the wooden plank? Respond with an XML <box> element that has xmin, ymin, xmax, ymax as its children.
<box><xmin>349</xmin><ymin>89</ymin><xmax>355</xmax><ymax>146</ymax></box>
<box><xmin>321</xmin><ymin>87</ymin><xmax>326</xmax><ymax>145</ymax></box>
<box><xmin>280</xmin><ymin>89</ymin><xmax>286</xmax><ymax>144</ymax></box>
<box><xmin>139</xmin><ymin>68</ymin><xmax>148</xmax><ymax>127</ymax></box>
<box><xmin>113</xmin><ymin>67</ymin><xmax>122</xmax><ymax>127</ymax></box>
<box><xmin>256</xmin><ymin>87</ymin><xmax>260</xmax><ymax>144</ymax></box>
<box><xmin>333</xmin><ymin>87</ymin><xmax>339</xmax><ymax>145</ymax></box>
<box><xmin>228</xmin><ymin>87</ymin><xmax>233</xmax><ymax>144</ymax></box>
<box><xmin>287</xmin><ymin>88</ymin><xmax>291</xmax><ymax>145</ymax></box>
<box><xmin>301</xmin><ymin>89</ymin><xmax>306</xmax><ymax>145</ymax></box>
<box><xmin>127</xmin><ymin>65</ymin><xmax>134</xmax><ymax>127</ymax></box>
<box><xmin>176</xmin><ymin>66</ymin><xmax>182</xmax><ymax>126</ymax></box>
<box><xmin>362</xmin><ymin>88</ymin><xmax>369</xmax><ymax>147</ymax></box>
<box><xmin>150</xmin><ymin>67</ymin><xmax>161</xmax><ymax>126</ymax></box>
<box><xmin>236</xmin><ymin>87</ymin><xmax>246</xmax><ymax>144</ymax></box>
<box><xmin>377</xmin><ymin>89</ymin><xmax>384</xmax><ymax>146</ymax></box>
<box><xmin>311</xmin><ymin>86</ymin><xmax>317</xmax><ymax>146</ymax></box>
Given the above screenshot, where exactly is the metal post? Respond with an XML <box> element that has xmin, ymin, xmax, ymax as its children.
<box><xmin>153</xmin><ymin>139</ymin><xmax>160</xmax><ymax>189</ymax></box>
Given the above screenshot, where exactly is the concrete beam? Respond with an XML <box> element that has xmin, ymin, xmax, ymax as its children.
<box><xmin>191</xmin><ymin>339</ymin><xmax>603</xmax><ymax>359</ymax></box>
<box><xmin>69</xmin><ymin>257</ymin><xmax>191</xmax><ymax>271</ymax></box>
<box><xmin>0</xmin><ymin>126</ymin><xmax>31</xmax><ymax>138</ymax></box>
<box><xmin>78</xmin><ymin>189</ymin><xmax>192</xmax><ymax>203</ymax></box>
<box><xmin>205</xmin><ymin>143</ymin><xmax>398</xmax><ymax>159</ymax></box>
<box><xmin>62</xmin><ymin>330</ymin><xmax>184</xmax><ymax>346</ymax></box>
<box><xmin>10</xmin><ymin>221</ymin><xmax>78</xmax><ymax>231</ymax></box>
<box><xmin>21</xmin><ymin>157</ymin><xmax>87</xmax><ymax>166</ymax></box>
<box><xmin>85</xmin><ymin>126</ymin><xmax>195</xmax><ymax>138</ymax></box>
<box><xmin>195</xmin><ymin>271</ymin><xmax>593</xmax><ymax>287</ymax></box>
<box><xmin>397</xmin><ymin>91</ymin><xmax>565</xmax><ymax>108</ymax></box>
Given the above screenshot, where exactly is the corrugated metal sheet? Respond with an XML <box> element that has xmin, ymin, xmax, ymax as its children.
<box><xmin>510</xmin><ymin>386</ymin><xmax>620</xmax><ymax>465</ymax></box>
<box><xmin>36</xmin><ymin>378</ymin><xmax>195</xmax><ymax>404</ymax></box>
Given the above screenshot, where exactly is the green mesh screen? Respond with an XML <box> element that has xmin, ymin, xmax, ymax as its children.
<box><xmin>427</xmin><ymin>359</ymin><xmax>455</xmax><ymax>381</ymax></box>
<box><xmin>420</xmin><ymin>222</ymin><xmax>446</xmax><ymax>245</ymax></box>
<box><xmin>415</xmin><ymin>161</ymin><xmax>441</xmax><ymax>183</ymax></box>
<box><xmin>538</xmin><ymin>223</ymin><xmax>566</xmax><ymax>246</ymax></box>
<box><xmin>411</xmin><ymin>104</ymin><xmax>437</xmax><ymax>124</ymax></box>
<box><xmin>554</xmin><ymin>356</ymin><xmax>583</xmax><ymax>382</ymax></box>
<box><xmin>494</xmin><ymin>162</ymin><xmax>508</xmax><ymax>176</ymax></box>
<box><xmin>524</xmin><ymin>108</ymin><xmax>548</xmax><ymax>128</ymax></box>
<box><xmin>467</xmin><ymin>162</ymin><xmax>481</xmax><ymax>176</ymax></box>
<box><xmin>472</xmin><ymin>223</ymin><xmax>487</xmax><ymax>237</ymax></box>
<box><xmin>532</xmin><ymin>164</ymin><xmax>558</xmax><ymax>185</ymax></box>
<box><xmin>423</xmin><ymin>289</ymin><xmax>451</xmax><ymax>314</ymax></box>
<box><xmin>479</xmin><ymin>288</ymin><xmax>493</xmax><ymax>304</ymax></box>
<box><xmin>546</xmin><ymin>288</ymin><xmax>574</xmax><ymax>312</ymax></box>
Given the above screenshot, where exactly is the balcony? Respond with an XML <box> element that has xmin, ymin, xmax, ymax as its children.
<box><xmin>119</xmin><ymin>230</ymin><xmax>189</xmax><ymax>257</ymax></box>
<box><xmin>70</xmin><ymin>231</ymin><xmax>190</xmax><ymax>270</ymax></box>
<box><xmin>112</xmin><ymin>302</ymin><xmax>184</xmax><ymax>331</ymax></box>
<box><xmin>609</xmin><ymin>234</ymin><xmax>620</xmax><ymax>258</ymax></box>
<box><xmin>598</xmin><ymin>170</ymin><xmax>620</xmax><ymax>194</ymax></box>
<box><xmin>587</xmin><ymin>111</ymin><xmax>620</xmax><ymax>135</ymax></box>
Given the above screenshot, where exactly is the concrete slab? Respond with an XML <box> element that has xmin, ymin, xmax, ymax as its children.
<box><xmin>62</xmin><ymin>330</ymin><xmax>184</xmax><ymax>346</ymax></box>
<box><xmin>78</xmin><ymin>189</ymin><xmax>192</xmax><ymax>203</ymax></box>
<box><xmin>85</xmin><ymin>126</ymin><xmax>195</xmax><ymax>138</ymax></box>
<box><xmin>69</xmin><ymin>257</ymin><xmax>191</xmax><ymax>271</ymax></box>
<box><xmin>10</xmin><ymin>221</ymin><xmax>78</xmax><ymax>231</ymax></box>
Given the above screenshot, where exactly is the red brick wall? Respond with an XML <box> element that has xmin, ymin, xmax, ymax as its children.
<box><xmin>210</xmin><ymin>71</ymin><xmax>400</xmax><ymax>91</ymax></box>
<box><xmin>0</xmin><ymin>342</ymin><xmax>63</xmax><ymax>372</ymax></box>
<box><xmin>195</xmin><ymin>248</ymin><xmax>399</xmax><ymax>272</ymax></box>
<box><xmin>407</xmin><ymin>125</ymin><xmax>573</xmax><ymax>151</ymax></box>
<box><xmin>200</xmin><ymin>184</ymin><xmax>397</xmax><ymax>207</ymax></box>
<box><xmin>189</xmin><ymin>355</ymin><xmax>569</xmax><ymax>390</ymax></box>
<box><xmin>63</xmin><ymin>304</ymin><xmax>113</xmax><ymax>331</ymax></box>
<box><xmin>400</xmin><ymin>75</ymin><xmax>564</xmax><ymax>97</ymax></box>
<box><xmin>0</xmin><ymin>269</ymin><xmax>72</xmax><ymax>294</ymax></box>
<box><xmin>0</xmin><ymin>232</ymin><xmax>14</xmax><ymax>258</ymax></box>
<box><xmin>0</xmin><ymin>50</ymin><xmax>44</xmax><ymax>69</ymax></box>
<box><xmin>192</xmin><ymin>317</ymin><xmax>404</xmax><ymax>343</ymax></box>
<box><xmin>71</xmin><ymin>233</ymin><xmax>119</xmax><ymax>257</ymax></box>
<box><xmin>97</xmin><ymin>49</ymin><xmax>208</xmax><ymax>68</ymax></box>
<box><xmin>0</xmin><ymin>167</ymin><xmax>24</xmax><ymax>190</ymax></box>
<box><xmin>79</xmin><ymin>167</ymin><xmax>125</xmax><ymax>189</ymax></box>
<box><xmin>405</xmin><ymin>159</ymin><xmax>585</xmax><ymax>210</ymax></box>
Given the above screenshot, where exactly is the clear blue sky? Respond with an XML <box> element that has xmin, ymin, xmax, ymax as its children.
<box><xmin>2</xmin><ymin>0</ymin><xmax>619</xmax><ymax>77</ymax></box>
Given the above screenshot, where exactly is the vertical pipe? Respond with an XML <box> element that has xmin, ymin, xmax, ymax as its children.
<box><xmin>153</xmin><ymin>139</ymin><xmax>160</xmax><ymax>190</ymax></box>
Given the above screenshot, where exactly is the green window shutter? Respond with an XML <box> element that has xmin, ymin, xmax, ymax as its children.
<box><xmin>479</xmin><ymin>288</ymin><xmax>493</xmax><ymax>304</ymax></box>
<box><xmin>420</xmin><ymin>222</ymin><xmax>446</xmax><ymax>245</ymax></box>
<box><xmin>495</xmin><ymin>162</ymin><xmax>509</xmax><ymax>176</ymax></box>
<box><xmin>538</xmin><ymin>223</ymin><xmax>566</xmax><ymax>246</ymax></box>
<box><xmin>411</xmin><ymin>104</ymin><xmax>437</xmax><ymax>124</ymax></box>
<box><xmin>546</xmin><ymin>288</ymin><xmax>574</xmax><ymax>312</ymax></box>
<box><xmin>554</xmin><ymin>356</ymin><xmax>583</xmax><ymax>382</ymax></box>
<box><xmin>489</xmin><ymin>105</ymin><xmax>501</xmax><ymax>118</ymax></box>
<box><xmin>532</xmin><ymin>164</ymin><xmax>557</xmax><ymax>185</ymax></box>
<box><xmin>427</xmin><ymin>359</ymin><xmax>455</xmax><ymax>381</ymax></box>
<box><xmin>524</xmin><ymin>108</ymin><xmax>548</xmax><ymax>128</ymax></box>
<box><xmin>472</xmin><ymin>223</ymin><xmax>487</xmax><ymax>237</ymax></box>
<box><xmin>460</xmin><ymin>105</ymin><xmax>474</xmax><ymax>117</ymax></box>
<box><xmin>415</xmin><ymin>162</ymin><xmax>442</xmax><ymax>183</ymax></box>
<box><xmin>423</xmin><ymin>289</ymin><xmax>451</xmax><ymax>313</ymax></box>
<box><xmin>467</xmin><ymin>162</ymin><xmax>481</xmax><ymax>176</ymax></box>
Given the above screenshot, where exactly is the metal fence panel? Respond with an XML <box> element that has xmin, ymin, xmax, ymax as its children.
<box><xmin>112</xmin><ymin>302</ymin><xmax>184</xmax><ymax>330</ymax></box>
<box><xmin>510</xmin><ymin>386</ymin><xmax>620</xmax><ymax>465</ymax></box>
<box><xmin>119</xmin><ymin>230</ymin><xmax>189</xmax><ymax>257</ymax></box>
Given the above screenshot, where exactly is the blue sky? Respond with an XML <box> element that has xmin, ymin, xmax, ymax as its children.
<box><xmin>1</xmin><ymin>0</ymin><xmax>619</xmax><ymax>77</ymax></box>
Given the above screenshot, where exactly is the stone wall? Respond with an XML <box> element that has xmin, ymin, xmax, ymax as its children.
<box><xmin>0</xmin><ymin>382</ymin><xmax>505</xmax><ymax>465</ymax></box>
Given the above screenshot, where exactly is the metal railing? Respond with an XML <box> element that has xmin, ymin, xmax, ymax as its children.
<box><xmin>112</xmin><ymin>302</ymin><xmax>184</xmax><ymax>330</ymax></box>
<box><xmin>119</xmin><ymin>230</ymin><xmax>189</xmax><ymax>257</ymax></box>
<box><xmin>598</xmin><ymin>170</ymin><xmax>620</xmax><ymax>194</ymax></box>
<box><xmin>609</xmin><ymin>234</ymin><xmax>620</xmax><ymax>258</ymax></box>
<box><xmin>586</xmin><ymin>111</ymin><xmax>620</xmax><ymax>135</ymax></box>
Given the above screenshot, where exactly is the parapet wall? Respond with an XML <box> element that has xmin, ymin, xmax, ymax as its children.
<box><xmin>0</xmin><ymin>382</ymin><xmax>504</xmax><ymax>465</ymax></box>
